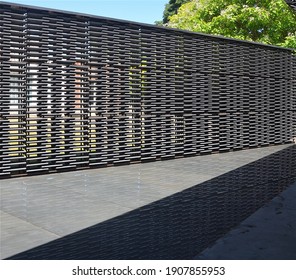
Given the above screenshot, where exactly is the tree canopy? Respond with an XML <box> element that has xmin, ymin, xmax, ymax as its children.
<box><xmin>165</xmin><ymin>0</ymin><xmax>296</xmax><ymax>48</ymax></box>
<box><xmin>163</xmin><ymin>0</ymin><xmax>190</xmax><ymax>23</ymax></box>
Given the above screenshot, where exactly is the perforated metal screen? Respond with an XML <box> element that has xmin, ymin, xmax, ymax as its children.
<box><xmin>0</xmin><ymin>2</ymin><xmax>295</xmax><ymax>177</ymax></box>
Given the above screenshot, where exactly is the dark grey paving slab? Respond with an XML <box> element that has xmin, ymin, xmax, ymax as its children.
<box><xmin>196</xmin><ymin>181</ymin><xmax>296</xmax><ymax>260</ymax></box>
<box><xmin>0</xmin><ymin>210</ymin><xmax>59</xmax><ymax>259</ymax></box>
<box><xmin>1</xmin><ymin>183</ymin><xmax>133</xmax><ymax>236</ymax></box>
<box><xmin>0</xmin><ymin>144</ymin><xmax>294</xmax><ymax>259</ymax></box>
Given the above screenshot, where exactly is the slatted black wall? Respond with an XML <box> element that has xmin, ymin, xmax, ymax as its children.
<box><xmin>0</xmin><ymin>2</ymin><xmax>295</xmax><ymax>177</ymax></box>
<box><xmin>286</xmin><ymin>0</ymin><xmax>296</xmax><ymax>11</ymax></box>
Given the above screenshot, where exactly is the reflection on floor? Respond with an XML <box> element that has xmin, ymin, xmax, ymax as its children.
<box><xmin>195</xmin><ymin>181</ymin><xmax>296</xmax><ymax>260</ymax></box>
<box><xmin>1</xmin><ymin>144</ymin><xmax>295</xmax><ymax>259</ymax></box>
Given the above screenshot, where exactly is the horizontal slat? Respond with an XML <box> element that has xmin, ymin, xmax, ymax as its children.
<box><xmin>0</xmin><ymin>3</ymin><xmax>295</xmax><ymax>177</ymax></box>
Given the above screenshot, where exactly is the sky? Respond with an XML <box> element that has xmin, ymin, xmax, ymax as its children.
<box><xmin>3</xmin><ymin>0</ymin><xmax>168</xmax><ymax>24</ymax></box>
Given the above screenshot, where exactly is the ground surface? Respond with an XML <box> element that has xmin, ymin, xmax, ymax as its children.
<box><xmin>0</xmin><ymin>144</ymin><xmax>295</xmax><ymax>259</ymax></box>
<box><xmin>196</xmin><ymin>181</ymin><xmax>296</xmax><ymax>260</ymax></box>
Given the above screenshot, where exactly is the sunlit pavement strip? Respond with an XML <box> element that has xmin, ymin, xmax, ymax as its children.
<box><xmin>0</xmin><ymin>144</ymin><xmax>294</xmax><ymax>259</ymax></box>
<box><xmin>196</xmin><ymin>180</ymin><xmax>296</xmax><ymax>260</ymax></box>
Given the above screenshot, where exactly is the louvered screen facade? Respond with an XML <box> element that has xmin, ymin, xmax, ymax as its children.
<box><xmin>0</xmin><ymin>2</ymin><xmax>295</xmax><ymax>177</ymax></box>
<box><xmin>286</xmin><ymin>0</ymin><xmax>296</xmax><ymax>11</ymax></box>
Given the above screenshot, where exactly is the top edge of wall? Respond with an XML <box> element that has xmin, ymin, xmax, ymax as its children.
<box><xmin>0</xmin><ymin>1</ymin><xmax>295</xmax><ymax>52</ymax></box>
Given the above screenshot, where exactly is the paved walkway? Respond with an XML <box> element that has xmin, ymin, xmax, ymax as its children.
<box><xmin>0</xmin><ymin>144</ymin><xmax>295</xmax><ymax>259</ymax></box>
<box><xmin>196</xmin><ymin>181</ymin><xmax>296</xmax><ymax>260</ymax></box>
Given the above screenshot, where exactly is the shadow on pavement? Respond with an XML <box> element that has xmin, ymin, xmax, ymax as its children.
<box><xmin>7</xmin><ymin>145</ymin><xmax>296</xmax><ymax>259</ymax></box>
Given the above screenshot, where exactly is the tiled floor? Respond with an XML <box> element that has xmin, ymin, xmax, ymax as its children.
<box><xmin>0</xmin><ymin>144</ymin><xmax>294</xmax><ymax>259</ymax></box>
<box><xmin>196</xmin><ymin>181</ymin><xmax>296</xmax><ymax>260</ymax></box>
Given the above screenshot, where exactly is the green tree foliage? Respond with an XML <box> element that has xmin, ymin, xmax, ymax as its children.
<box><xmin>167</xmin><ymin>0</ymin><xmax>296</xmax><ymax>48</ymax></box>
<box><xmin>163</xmin><ymin>0</ymin><xmax>190</xmax><ymax>23</ymax></box>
